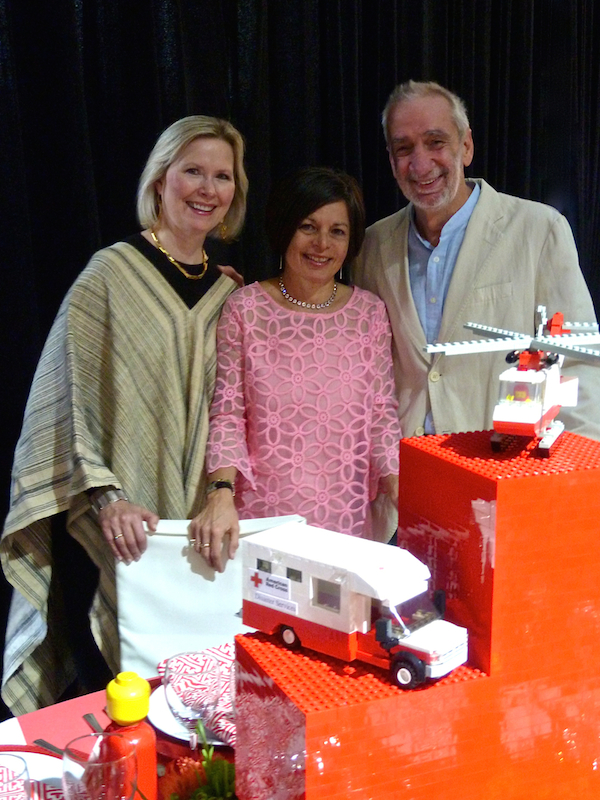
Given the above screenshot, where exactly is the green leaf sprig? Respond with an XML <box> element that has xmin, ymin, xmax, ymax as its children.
<box><xmin>190</xmin><ymin>720</ymin><xmax>236</xmax><ymax>800</ymax></box>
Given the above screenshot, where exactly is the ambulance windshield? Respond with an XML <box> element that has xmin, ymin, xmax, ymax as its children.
<box><xmin>387</xmin><ymin>592</ymin><xmax>440</xmax><ymax>636</ymax></box>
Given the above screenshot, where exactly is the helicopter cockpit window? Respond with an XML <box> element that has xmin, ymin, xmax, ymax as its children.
<box><xmin>497</xmin><ymin>377</ymin><xmax>544</xmax><ymax>406</ymax></box>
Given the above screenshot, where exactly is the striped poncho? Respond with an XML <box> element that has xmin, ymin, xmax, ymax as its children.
<box><xmin>1</xmin><ymin>242</ymin><xmax>234</xmax><ymax>713</ymax></box>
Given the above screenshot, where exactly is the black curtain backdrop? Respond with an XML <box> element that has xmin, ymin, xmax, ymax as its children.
<box><xmin>1</xmin><ymin>0</ymin><xmax>599</xmax><ymax>714</ymax></box>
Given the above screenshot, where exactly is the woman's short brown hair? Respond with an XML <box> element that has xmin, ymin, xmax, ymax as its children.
<box><xmin>265</xmin><ymin>167</ymin><xmax>365</xmax><ymax>268</ymax></box>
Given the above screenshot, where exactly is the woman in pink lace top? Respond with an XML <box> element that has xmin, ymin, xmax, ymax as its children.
<box><xmin>190</xmin><ymin>168</ymin><xmax>401</xmax><ymax>570</ymax></box>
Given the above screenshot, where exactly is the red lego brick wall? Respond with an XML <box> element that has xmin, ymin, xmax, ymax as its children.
<box><xmin>235</xmin><ymin>431</ymin><xmax>600</xmax><ymax>799</ymax></box>
<box><xmin>398</xmin><ymin>431</ymin><xmax>600</xmax><ymax>679</ymax></box>
<box><xmin>235</xmin><ymin>632</ymin><xmax>483</xmax><ymax>800</ymax></box>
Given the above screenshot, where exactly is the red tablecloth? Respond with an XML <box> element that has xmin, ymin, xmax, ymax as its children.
<box><xmin>12</xmin><ymin>679</ymin><xmax>223</xmax><ymax>763</ymax></box>
<box><xmin>18</xmin><ymin>690</ymin><xmax>110</xmax><ymax>750</ymax></box>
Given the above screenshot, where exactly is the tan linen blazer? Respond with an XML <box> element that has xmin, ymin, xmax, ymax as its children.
<box><xmin>354</xmin><ymin>179</ymin><xmax>600</xmax><ymax>440</ymax></box>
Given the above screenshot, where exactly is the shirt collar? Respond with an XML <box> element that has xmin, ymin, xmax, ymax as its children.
<box><xmin>410</xmin><ymin>180</ymin><xmax>480</xmax><ymax>248</ymax></box>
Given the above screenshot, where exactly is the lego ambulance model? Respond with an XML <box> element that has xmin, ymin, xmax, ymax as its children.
<box><xmin>241</xmin><ymin>522</ymin><xmax>468</xmax><ymax>689</ymax></box>
<box><xmin>426</xmin><ymin>306</ymin><xmax>600</xmax><ymax>453</ymax></box>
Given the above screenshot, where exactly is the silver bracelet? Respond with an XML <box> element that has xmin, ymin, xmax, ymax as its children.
<box><xmin>90</xmin><ymin>488</ymin><xmax>129</xmax><ymax>516</ymax></box>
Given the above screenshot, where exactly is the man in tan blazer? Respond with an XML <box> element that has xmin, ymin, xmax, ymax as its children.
<box><xmin>354</xmin><ymin>80</ymin><xmax>600</xmax><ymax>441</ymax></box>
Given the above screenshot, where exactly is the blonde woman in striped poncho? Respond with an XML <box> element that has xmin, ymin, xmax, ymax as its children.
<box><xmin>1</xmin><ymin>116</ymin><xmax>248</xmax><ymax>713</ymax></box>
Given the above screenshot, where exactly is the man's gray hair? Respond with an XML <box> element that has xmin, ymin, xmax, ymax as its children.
<box><xmin>382</xmin><ymin>80</ymin><xmax>470</xmax><ymax>145</ymax></box>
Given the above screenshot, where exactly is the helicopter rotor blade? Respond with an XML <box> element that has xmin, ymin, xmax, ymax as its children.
<box><xmin>463</xmin><ymin>322</ymin><xmax>530</xmax><ymax>340</ymax></box>
<box><xmin>531</xmin><ymin>337</ymin><xmax>600</xmax><ymax>363</ymax></box>
<box><xmin>426</xmin><ymin>336</ymin><xmax>532</xmax><ymax>356</ymax></box>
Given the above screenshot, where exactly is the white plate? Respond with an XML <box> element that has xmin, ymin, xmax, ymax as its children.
<box><xmin>0</xmin><ymin>747</ymin><xmax>62</xmax><ymax>798</ymax></box>
<box><xmin>147</xmin><ymin>685</ymin><xmax>223</xmax><ymax>746</ymax></box>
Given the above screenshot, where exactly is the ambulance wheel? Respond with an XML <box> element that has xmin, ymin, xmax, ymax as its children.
<box><xmin>390</xmin><ymin>654</ymin><xmax>425</xmax><ymax>689</ymax></box>
<box><xmin>279</xmin><ymin>625</ymin><xmax>301</xmax><ymax>650</ymax></box>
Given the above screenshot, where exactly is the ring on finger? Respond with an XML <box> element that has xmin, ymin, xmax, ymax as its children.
<box><xmin>201</xmin><ymin>543</ymin><xmax>210</xmax><ymax>549</ymax></box>
<box><xmin>114</xmin><ymin>533</ymin><xmax>124</xmax><ymax>540</ymax></box>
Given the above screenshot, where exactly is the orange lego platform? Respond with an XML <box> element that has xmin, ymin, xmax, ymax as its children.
<box><xmin>235</xmin><ymin>431</ymin><xmax>600</xmax><ymax>799</ymax></box>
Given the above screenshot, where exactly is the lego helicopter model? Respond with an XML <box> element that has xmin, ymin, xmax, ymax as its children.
<box><xmin>426</xmin><ymin>306</ymin><xmax>600</xmax><ymax>455</ymax></box>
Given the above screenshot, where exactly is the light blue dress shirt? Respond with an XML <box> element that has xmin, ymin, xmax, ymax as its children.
<box><xmin>408</xmin><ymin>181</ymin><xmax>480</xmax><ymax>432</ymax></box>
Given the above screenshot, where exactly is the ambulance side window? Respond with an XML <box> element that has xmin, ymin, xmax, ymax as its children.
<box><xmin>287</xmin><ymin>568</ymin><xmax>302</xmax><ymax>582</ymax></box>
<box><xmin>257</xmin><ymin>559</ymin><xmax>271</xmax><ymax>573</ymax></box>
<box><xmin>312</xmin><ymin>578</ymin><xmax>341</xmax><ymax>613</ymax></box>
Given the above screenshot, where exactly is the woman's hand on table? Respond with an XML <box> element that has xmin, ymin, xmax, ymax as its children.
<box><xmin>189</xmin><ymin>490</ymin><xmax>240</xmax><ymax>573</ymax></box>
<box><xmin>99</xmin><ymin>500</ymin><xmax>159</xmax><ymax>563</ymax></box>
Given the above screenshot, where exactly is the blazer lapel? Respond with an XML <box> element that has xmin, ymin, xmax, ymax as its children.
<box><xmin>379</xmin><ymin>209</ymin><xmax>429</xmax><ymax>362</ymax></box>
<box><xmin>439</xmin><ymin>180</ymin><xmax>506</xmax><ymax>343</ymax></box>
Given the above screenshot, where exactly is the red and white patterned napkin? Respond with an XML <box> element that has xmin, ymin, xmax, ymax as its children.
<box><xmin>0</xmin><ymin>766</ymin><xmax>26</xmax><ymax>800</ymax></box>
<box><xmin>157</xmin><ymin>643</ymin><xmax>236</xmax><ymax>747</ymax></box>
<box><xmin>31</xmin><ymin>783</ymin><xmax>62</xmax><ymax>800</ymax></box>
<box><xmin>0</xmin><ymin>764</ymin><xmax>61</xmax><ymax>800</ymax></box>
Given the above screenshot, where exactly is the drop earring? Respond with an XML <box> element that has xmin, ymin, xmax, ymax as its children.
<box><xmin>220</xmin><ymin>221</ymin><xmax>228</xmax><ymax>240</ymax></box>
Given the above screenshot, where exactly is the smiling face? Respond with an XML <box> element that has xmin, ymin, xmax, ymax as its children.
<box><xmin>283</xmin><ymin>201</ymin><xmax>350</xmax><ymax>288</ymax></box>
<box><xmin>155</xmin><ymin>137</ymin><xmax>236</xmax><ymax>242</ymax></box>
<box><xmin>387</xmin><ymin>94</ymin><xmax>474</xmax><ymax>220</ymax></box>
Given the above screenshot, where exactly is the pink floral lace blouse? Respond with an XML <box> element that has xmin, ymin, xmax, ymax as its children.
<box><xmin>206</xmin><ymin>283</ymin><xmax>401</xmax><ymax>538</ymax></box>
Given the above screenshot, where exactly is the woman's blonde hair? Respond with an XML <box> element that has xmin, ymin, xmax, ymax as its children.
<box><xmin>136</xmin><ymin>115</ymin><xmax>248</xmax><ymax>241</ymax></box>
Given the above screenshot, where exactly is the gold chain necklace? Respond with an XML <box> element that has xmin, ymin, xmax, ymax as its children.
<box><xmin>150</xmin><ymin>230</ymin><xmax>208</xmax><ymax>280</ymax></box>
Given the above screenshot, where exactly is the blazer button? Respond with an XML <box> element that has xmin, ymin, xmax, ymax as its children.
<box><xmin>429</xmin><ymin>371</ymin><xmax>440</xmax><ymax>382</ymax></box>
<box><xmin>415</xmin><ymin>426</ymin><xmax>425</xmax><ymax>436</ymax></box>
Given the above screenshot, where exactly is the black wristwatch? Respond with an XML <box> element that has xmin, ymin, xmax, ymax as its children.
<box><xmin>206</xmin><ymin>479</ymin><xmax>236</xmax><ymax>497</ymax></box>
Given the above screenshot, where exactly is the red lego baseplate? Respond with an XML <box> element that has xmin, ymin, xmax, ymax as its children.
<box><xmin>235</xmin><ymin>431</ymin><xmax>600</xmax><ymax>799</ymax></box>
<box><xmin>408</xmin><ymin>428</ymin><xmax>600</xmax><ymax>478</ymax></box>
<box><xmin>237</xmin><ymin>632</ymin><xmax>482</xmax><ymax>713</ymax></box>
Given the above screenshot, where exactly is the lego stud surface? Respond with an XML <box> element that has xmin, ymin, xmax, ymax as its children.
<box><xmin>235</xmin><ymin>431</ymin><xmax>600</xmax><ymax>799</ymax></box>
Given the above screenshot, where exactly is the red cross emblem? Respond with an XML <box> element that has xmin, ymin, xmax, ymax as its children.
<box><xmin>251</xmin><ymin>571</ymin><xmax>263</xmax><ymax>588</ymax></box>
